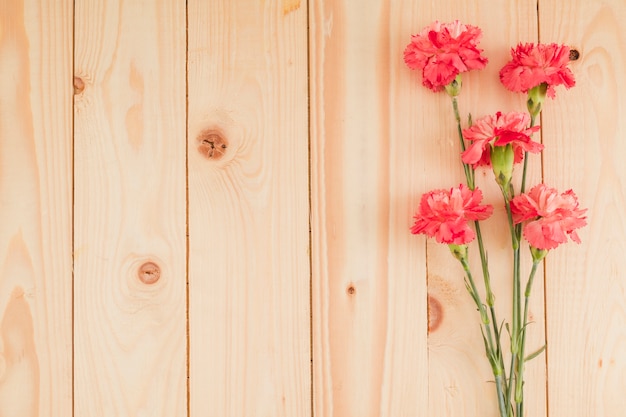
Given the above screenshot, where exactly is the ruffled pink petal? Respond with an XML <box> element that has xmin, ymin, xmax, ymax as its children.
<box><xmin>461</xmin><ymin>140</ymin><xmax>489</xmax><ymax>165</ymax></box>
<box><xmin>512</xmin><ymin>184</ymin><xmax>587</xmax><ymax>250</ymax></box>
<box><xmin>499</xmin><ymin>43</ymin><xmax>576</xmax><ymax>97</ymax></box>
<box><xmin>462</xmin><ymin>111</ymin><xmax>542</xmax><ymax>167</ymax></box>
<box><xmin>423</xmin><ymin>59</ymin><xmax>459</xmax><ymax>89</ymax></box>
<box><xmin>410</xmin><ymin>185</ymin><xmax>493</xmax><ymax>244</ymax></box>
<box><xmin>404</xmin><ymin>20</ymin><xmax>488</xmax><ymax>91</ymax></box>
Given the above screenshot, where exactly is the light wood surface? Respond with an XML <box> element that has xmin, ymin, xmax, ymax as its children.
<box><xmin>308</xmin><ymin>1</ymin><xmax>430</xmax><ymax>416</ymax></box>
<box><xmin>187</xmin><ymin>1</ymin><xmax>311</xmax><ymax>416</ymax></box>
<box><xmin>73</xmin><ymin>0</ymin><xmax>187</xmax><ymax>415</ymax></box>
<box><xmin>1</xmin><ymin>0</ymin><xmax>624</xmax><ymax>416</ymax></box>
<box><xmin>0</xmin><ymin>0</ymin><xmax>73</xmax><ymax>415</ymax></box>
<box><xmin>540</xmin><ymin>0</ymin><xmax>626</xmax><ymax>416</ymax></box>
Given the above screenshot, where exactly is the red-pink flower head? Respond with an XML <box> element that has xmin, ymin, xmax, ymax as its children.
<box><xmin>411</xmin><ymin>184</ymin><xmax>493</xmax><ymax>245</ymax></box>
<box><xmin>461</xmin><ymin>111</ymin><xmax>542</xmax><ymax>167</ymax></box>
<box><xmin>404</xmin><ymin>20</ymin><xmax>488</xmax><ymax>92</ymax></box>
<box><xmin>500</xmin><ymin>43</ymin><xmax>576</xmax><ymax>98</ymax></box>
<box><xmin>510</xmin><ymin>184</ymin><xmax>587</xmax><ymax>250</ymax></box>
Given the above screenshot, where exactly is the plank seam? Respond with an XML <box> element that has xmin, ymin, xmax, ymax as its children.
<box><xmin>185</xmin><ymin>1</ymin><xmax>191</xmax><ymax>416</ymax></box>
<box><xmin>71</xmin><ymin>1</ymin><xmax>76</xmax><ymax>416</ymax></box>
<box><xmin>306</xmin><ymin>1</ymin><xmax>315</xmax><ymax>416</ymax></box>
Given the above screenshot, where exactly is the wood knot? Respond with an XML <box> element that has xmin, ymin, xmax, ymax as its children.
<box><xmin>73</xmin><ymin>76</ymin><xmax>85</xmax><ymax>94</ymax></box>
<box><xmin>197</xmin><ymin>129</ymin><xmax>228</xmax><ymax>160</ymax></box>
<box><xmin>346</xmin><ymin>284</ymin><xmax>356</xmax><ymax>295</ymax></box>
<box><xmin>569</xmin><ymin>49</ymin><xmax>580</xmax><ymax>61</ymax></box>
<box><xmin>138</xmin><ymin>262</ymin><xmax>161</xmax><ymax>284</ymax></box>
<box><xmin>427</xmin><ymin>295</ymin><xmax>443</xmax><ymax>332</ymax></box>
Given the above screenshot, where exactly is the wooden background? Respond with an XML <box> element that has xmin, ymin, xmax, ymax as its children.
<box><xmin>0</xmin><ymin>0</ymin><xmax>624</xmax><ymax>416</ymax></box>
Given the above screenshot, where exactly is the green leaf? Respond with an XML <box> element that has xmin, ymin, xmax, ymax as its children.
<box><xmin>504</xmin><ymin>322</ymin><xmax>511</xmax><ymax>338</ymax></box>
<box><xmin>463</xmin><ymin>277</ymin><xmax>480</xmax><ymax>307</ymax></box>
<box><xmin>498</xmin><ymin>320</ymin><xmax>507</xmax><ymax>341</ymax></box>
<box><xmin>525</xmin><ymin>345</ymin><xmax>546</xmax><ymax>362</ymax></box>
<box><xmin>480</xmin><ymin>328</ymin><xmax>496</xmax><ymax>367</ymax></box>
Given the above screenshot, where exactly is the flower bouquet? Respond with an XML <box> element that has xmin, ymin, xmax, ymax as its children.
<box><xmin>404</xmin><ymin>21</ymin><xmax>587</xmax><ymax>417</ymax></box>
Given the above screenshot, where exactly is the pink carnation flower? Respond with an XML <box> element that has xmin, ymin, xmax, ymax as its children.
<box><xmin>461</xmin><ymin>111</ymin><xmax>542</xmax><ymax>167</ymax></box>
<box><xmin>404</xmin><ymin>20</ymin><xmax>488</xmax><ymax>92</ymax></box>
<box><xmin>411</xmin><ymin>184</ymin><xmax>493</xmax><ymax>244</ymax></box>
<box><xmin>499</xmin><ymin>43</ymin><xmax>576</xmax><ymax>98</ymax></box>
<box><xmin>510</xmin><ymin>184</ymin><xmax>587</xmax><ymax>250</ymax></box>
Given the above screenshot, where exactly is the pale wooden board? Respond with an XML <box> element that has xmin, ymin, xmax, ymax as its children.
<box><xmin>310</xmin><ymin>1</ymin><xmax>546</xmax><ymax>416</ymax></box>
<box><xmin>309</xmin><ymin>1</ymin><xmax>430</xmax><ymax>415</ymax></box>
<box><xmin>187</xmin><ymin>1</ymin><xmax>310</xmax><ymax>416</ymax></box>
<box><xmin>73</xmin><ymin>0</ymin><xmax>187</xmax><ymax>415</ymax></box>
<box><xmin>540</xmin><ymin>0</ymin><xmax>626</xmax><ymax>416</ymax></box>
<box><xmin>0</xmin><ymin>0</ymin><xmax>73</xmax><ymax>415</ymax></box>
<box><xmin>5</xmin><ymin>0</ymin><xmax>623</xmax><ymax>415</ymax></box>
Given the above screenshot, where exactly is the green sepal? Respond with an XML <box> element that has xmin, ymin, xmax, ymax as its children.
<box><xmin>444</xmin><ymin>74</ymin><xmax>463</xmax><ymax>97</ymax></box>
<box><xmin>527</xmin><ymin>82</ymin><xmax>548</xmax><ymax>118</ymax></box>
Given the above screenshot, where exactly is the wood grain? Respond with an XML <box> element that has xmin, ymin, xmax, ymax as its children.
<box><xmin>540</xmin><ymin>0</ymin><xmax>626</xmax><ymax>416</ymax></box>
<box><xmin>3</xmin><ymin>1</ymin><xmax>625</xmax><ymax>416</ymax></box>
<box><xmin>0</xmin><ymin>0</ymin><xmax>73</xmax><ymax>415</ymax></box>
<box><xmin>73</xmin><ymin>0</ymin><xmax>187</xmax><ymax>415</ymax></box>
<box><xmin>309</xmin><ymin>1</ymin><xmax>430</xmax><ymax>416</ymax></box>
<box><xmin>187</xmin><ymin>1</ymin><xmax>310</xmax><ymax>416</ymax></box>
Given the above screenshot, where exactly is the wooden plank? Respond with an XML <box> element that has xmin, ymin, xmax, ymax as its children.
<box><xmin>309</xmin><ymin>2</ymin><xmax>430</xmax><ymax>416</ymax></box>
<box><xmin>310</xmin><ymin>1</ymin><xmax>546</xmax><ymax>416</ymax></box>
<box><xmin>0</xmin><ymin>0</ymin><xmax>73</xmax><ymax>415</ymax></box>
<box><xmin>540</xmin><ymin>0</ymin><xmax>626</xmax><ymax>416</ymax></box>
<box><xmin>73</xmin><ymin>0</ymin><xmax>187</xmax><ymax>415</ymax></box>
<box><xmin>187</xmin><ymin>1</ymin><xmax>310</xmax><ymax>416</ymax></box>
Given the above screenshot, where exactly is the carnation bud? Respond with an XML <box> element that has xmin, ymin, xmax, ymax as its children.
<box><xmin>530</xmin><ymin>246</ymin><xmax>548</xmax><ymax>262</ymax></box>
<box><xmin>527</xmin><ymin>83</ymin><xmax>548</xmax><ymax>119</ymax></box>
<box><xmin>490</xmin><ymin>144</ymin><xmax>515</xmax><ymax>192</ymax></box>
<box><xmin>444</xmin><ymin>75</ymin><xmax>463</xmax><ymax>97</ymax></box>
<box><xmin>448</xmin><ymin>243</ymin><xmax>468</xmax><ymax>262</ymax></box>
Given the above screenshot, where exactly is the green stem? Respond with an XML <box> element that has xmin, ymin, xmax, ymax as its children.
<box><xmin>451</xmin><ymin>97</ymin><xmax>475</xmax><ymax>189</ymax></box>
<box><xmin>460</xmin><ymin>258</ymin><xmax>496</xmax><ymax>352</ymax></box>
<box><xmin>459</xmin><ymin>257</ymin><xmax>508</xmax><ymax>417</ymax></box>
<box><xmin>503</xmin><ymin>196</ymin><xmax>519</xmax><ymax>251</ymax></box>
<box><xmin>520</xmin><ymin>153</ymin><xmax>529</xmax><ymax>194</ymax></box>
<box><xmin>475</xmin><ymin>221</ymin><xmax>508</xmax><ymax>396</ymax></box>
<box><xmin>520</xmin><ymin>113</ymin><xmax>537</xmax><ymax>195</ymax></box>
<box><xmin>508</xmin><ymin>248</ymin><xmax>522</xmax><ymax>411</ymax></box>
<box><xmin>515</xmin><ymin>260</ymin><xmax>541</xmax><ymax>409</ymax></box>
<box><xmin>503</xmin><ymin>193</ymin><xmax>521</xmax><ymax>411</ymax></box>
<box><xmin>495</xmin><ymin>375</ymin><xmax>510</xmax><ymax>417</ymax></box>
<box><xmin>506</xmin><ymin>354</ymin><xmax>516</xmax><ymax>415</ymax></box>
<box><xmin>510</xmin><ymin>98</ymin><xmax>540</xmax><ymax>417</ymax></box>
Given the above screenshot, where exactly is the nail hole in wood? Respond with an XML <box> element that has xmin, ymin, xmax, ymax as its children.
<box><xmin>197</xmin><ymin>129</ymin><xmax>228</xmax><ymax>160</ymax></box>
<box><xmin>569</xmin><ymin>49</ymin><xmax>580</xmax><ymax>61</ymax></box>
<box><xmin>346</xmin><ymin>285</ymin><xmax>356</xmax><ymax>295</ymax></box>
<box><xmin>138</xmin><ymin>262</ymin><xmax>161</xmax><ymax>285</ymax></box>
<box><xmin>73</xmin><ymin>77</ymin><xmax>85</xmax><ymax>94</ymax></box>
